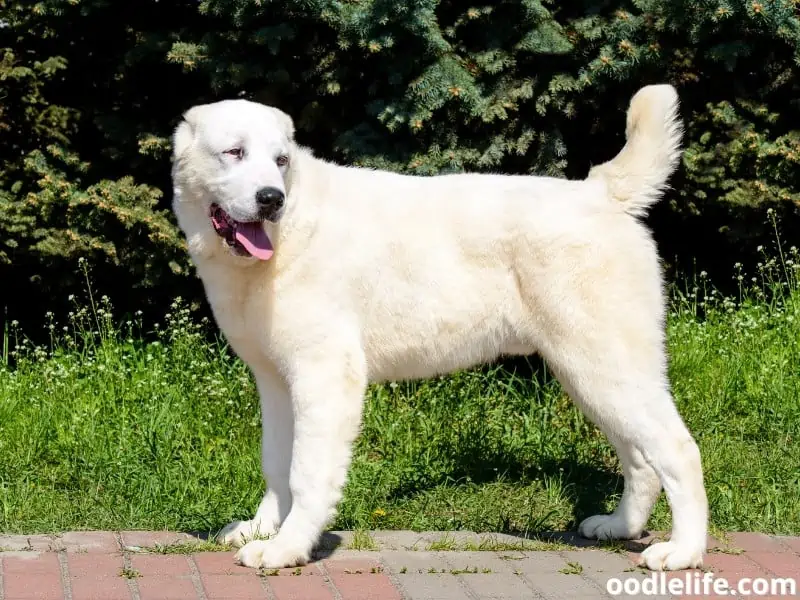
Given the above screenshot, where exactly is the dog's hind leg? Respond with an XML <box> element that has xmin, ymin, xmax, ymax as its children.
<box><xmin>517</xmin><ymin>247</ymin><xmax>707</xmax><ymax>569</ymax></box>
<box><xmin>578</xmin><ymin>434</ymin><xmax>662</xmax><ymax>540</ymax></box>
<box><xmin>538</xmin><ymin>333</ymin><xmax>708</xmax><ymax>571</ymax></box>
<box><xmin>234</xmin><ymin>343</ymin><xmax>366</xmax><ymax>569</ymax></box>
<box><xmin>218</xmin><ymin>365</ymin><xmax>294</xmax><ymax>547</ymax></box>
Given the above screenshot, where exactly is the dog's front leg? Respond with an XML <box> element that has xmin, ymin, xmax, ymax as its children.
<box><xmin>235</xmin><ymin>350</ymin><xmax>366</xmax><ymax>569</ymax></box>
<box><xmin>219</xmin><ymin>365</ymin><xmax>293</xmax><ymax>547</ymax></box>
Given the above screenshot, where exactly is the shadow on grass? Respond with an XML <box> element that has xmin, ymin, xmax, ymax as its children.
<box><xmin>373</xmin><ymin>355</ymin><xmax>626</xmax><ymax>535</ymax></box>
<box><xmin>189</xmin><ymin>354</ymin><xmax>627</xmax><ymax>544</ymax></box>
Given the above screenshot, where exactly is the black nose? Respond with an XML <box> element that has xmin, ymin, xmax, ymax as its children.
<box><xmin>255</xmin><ymin>186</ymin><xmax>285</xmax><ymax>209</ymax></box>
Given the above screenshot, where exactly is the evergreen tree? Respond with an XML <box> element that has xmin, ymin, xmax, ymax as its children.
<box><xmin>1</xmin><ymin>0</ymin><xmax>798</xmax><ymax>328</ymax></box>
<box><xmin>0</xmin><ymin>0</ymin><xmax>198</xmax><ymax>324</ymax></box>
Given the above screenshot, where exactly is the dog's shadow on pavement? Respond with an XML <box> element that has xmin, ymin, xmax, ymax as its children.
<box><xmin>178</xmin><ymin>530</ymin><xmax>345</xmax><ymax>560</ymax></box>
<box><xmin>504</xmin><ymin>529</ymin><xmax>660</xmax><ymax>554</ymax></box>
<box><xmin>312</xmin><ymin>532</ymin><xmax>345</xmax><ymax>559</ymax></box>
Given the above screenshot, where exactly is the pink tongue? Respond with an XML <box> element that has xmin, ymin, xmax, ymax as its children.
<box><xmin>235</xmin><ymin>222</ymin><xmax>274</xmax><ymax>260</ymax></box>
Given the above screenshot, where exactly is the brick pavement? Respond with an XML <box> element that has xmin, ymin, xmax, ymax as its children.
<box><xmin>0</xmin><ymin>530</ymin><xmax>798</xmax><ymax>599</ymax></box>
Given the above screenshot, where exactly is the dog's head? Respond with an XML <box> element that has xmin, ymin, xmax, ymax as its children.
<box><xmin>171</xmin><ymin>99</ymin><xmax>295</xmax><ymax>261</ymax></box>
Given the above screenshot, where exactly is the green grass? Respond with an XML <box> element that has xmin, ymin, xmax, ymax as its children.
<box><xmin>424</xmin><ymin>534</ymin><xmax>569</xmax><ymax>552</ymax></box>
<box><xmin>140</xmin><ymin>541</ymin><xmax>232</xmax><ymax>554</ymax></box>
<box><xmin>347</xmin><ymin>530</ymin><xmax>378</xmax><ymax>550</ymax></box>
<box><xmin>118</xmin><ymin>567</ymin><xmax>142</xmax><ymax>579</ymax></box>
<box><xmin>559</xmin><ymin>561</ymin><xmax>584</xmax><ymax>575</ymax></box>
<box><xmin>1</xmin><ymin>247</ymin><xmax>799</xmax><ymax>537</ymax></box>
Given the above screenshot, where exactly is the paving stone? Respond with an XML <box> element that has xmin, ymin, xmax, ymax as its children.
<box><xmin>513</xmin><ymin>552</ymin><xmax>571</xmax><ymax>577</ymax></box>
<box><xmin>266</xmin><ymin>567</ymin><xmax>335</xmax><ymax>600</ymax></box>
<box><xmin>2</xmin><ymin>530</ymin><xmax>797</xmax><ymax>600</ymax></box>
<box><xmin>66</xmin><ymin>553</ymin><xmax>124</xmax><ymax>577</ymax></box>
<box><xmin>120</xmin><ymin>531</ymin><xmax>202</xmax><ymax>551</ymax></box>
<box><xmin>703</xmin><ymin>552</ymin><xmax>768</xmax><ymax>577</ymax></box>
<box><xmin>318</xmin><ymin>548</ymin><xmax>383</xmax><ymax>562</ymax></box>
<box><xmin>70</xmin><ymin>571</ymin><xmax>131</xmax><ymax>600</ymax></box>
<box><xmin>130</xmin><ymin>555</ymin><xmax>198</xmax><ymax>600</ymax></box>
<box><xmin>523</xmin><ymin>572</ymin><xmax>606</xmax><ymax>600</ymax></box>
<box><xmin>69</xmin><ymin>581</ymin><xmax>131</xmax><ymax>599</ymax></box>
<box><xmin>200</xmin><ymin>573</ymin><xmax>267</xmax><ymax>600</ymax></box>
<box><xmin>393</xmin><ymin>572</ymin><xmax>472</xmax><ymax>600</ymax></box>
<box><xmin>561</xmin><ymin>549</ymin><xmax>634</xmax><ymax>573</ymax></box>
<box><xmin>560</xmin><ymin>548</ymin><xmax>658</xmax><ymax>598</ymax></box>
<box><xmin>323</xmin><ymin>557</ymin><xmax>402</xmax><ymax>600</ymax></box>
<box><xmin>440</xmin><ymin>552</ymin><xmax>523</xmax><ymax>575</ymax></box>
<box><xmin>368</xmin><ymin>531</ymin><xmax>434</xmax><ymax>550</ymax></box>
<box><xmin>67</xmin><ymin>553</ymin><xmax>130</xmax><ymax>600</ymax></box>
<box><xmin>190</xmin><ymin>552</ymin><xmax>266</xmax><ymax>600</ymax></box>
<box><xmin>384</xmin><ymin>551</ymin><xmax>473</xmax><ymax>599</ymax></box>
<box><xmin>137</xmin><ymin>576</ymin><xmax>199</xmax><ymax>600</ymax></box>
<box><xmin>746</xmin><ymin>550</ymin><xmax>800</xmax><ymax>579</ymax></box>
<box><xmin>3</xmin><ymin>553</ymin><xmax>64</xmax><ymax>600</ymax></box>
<box><xmin>513</xmin><ymin>552</ymin><xmax>605</xmax><ymax>600</ymax></box>
<box><xmin>60</xmin><ymin>531</ymin><xmax>119</xmax><ymax>554</ymax></box>
<box><xmin>459</xmin><ymin>572</ymin><xmax>533</xmax><ymax>599</ymax></box>
<box><xmin>380</xmin><ymin>550</ymin><xmax>453</xmax><ymax>575</ymax></box>
<box><xmin>728</xmin><ymin>532</ymin><xmax>787</xmax><ymax>553</ymax></box>
<box><xmin>776</xmin><ymin>536</ymin><xmax>800</xmax><ymax>554</ymax></box>
<box><xmin>2</xmin><ymin>553</ymin><xmax>61</xmax><ymax>575</ymax></box>
<box><xmin>192</xmin><ymin>552</ymin><xmax>251</xmax><ymax>575</ymax></box>
<box><xmin>0</xmin><ymin>535</ymin><xmax>60</xmax><ymax>553</ymax></box>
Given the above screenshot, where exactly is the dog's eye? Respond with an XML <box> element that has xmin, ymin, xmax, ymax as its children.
<box><xmin>223</xmin><ymin>147</ymin><xmax>244</xmax><ymax>159</ymax></box>
<box><xmin>276</xmin><ymin>155</ymin><xmax>289</xmax><ymax>167</ymax></box>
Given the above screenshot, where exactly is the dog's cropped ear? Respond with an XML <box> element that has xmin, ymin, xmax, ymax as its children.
<box><xmin>172</xmin><ymin>106</ymin><xmax>201</xmax><ymax>160</ymax></box>
<box><xmin>271</xmin><ymin>107</ymin><xmax>296</xmax><ymax>141</ymax></box>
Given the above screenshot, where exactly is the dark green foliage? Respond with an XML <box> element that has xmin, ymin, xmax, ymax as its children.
<box><xmin>1</xmin><ymin>0</ymin><xmax>798</xmax><ymax>328</ymax></box>
<box><xmin>0</xmin><ymin>1</ymin><xmax>200</xmax><ymax>324</ymax></box>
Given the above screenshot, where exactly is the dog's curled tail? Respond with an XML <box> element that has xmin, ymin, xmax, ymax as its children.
<box><xmin>588</xmin><ymin>84</ymin><xmax>683</xmax><ymax>218</ymax></box>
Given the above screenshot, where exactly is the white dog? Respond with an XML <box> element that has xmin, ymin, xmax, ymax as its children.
<box><xmin>170</xmin><ymin>84</ymin><xmax>708</xmax><ymax>572</ymax></box>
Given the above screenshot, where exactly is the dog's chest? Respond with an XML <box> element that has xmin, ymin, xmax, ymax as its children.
<box><xmin>198</xmin><ymin>264</ymin><xmax>273</xmax><ymax>366</ymax></box>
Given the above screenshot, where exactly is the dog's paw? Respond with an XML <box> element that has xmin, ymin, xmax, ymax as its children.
<box><xmin>217</xmin><ymin>519</ymin><xmax>277</xmax><ymax>548</ymax></box>
<box><xmin>638</xmin><ymin>541</ymin><xmax>703</xmax><ymax>571</ymax></box>
<box><xmin>578</xmin><ymin>514</ymin><xmax>641</xmax><ymax>540</ymax></box>
<box><xmin>235</xmin><ymin>539</ymin><xmax>309</xmax><ymax>569</ymax></box>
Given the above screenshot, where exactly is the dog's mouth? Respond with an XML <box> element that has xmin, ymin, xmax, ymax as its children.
<box><xmin>209</xmin><ymin>204</ymin><xmax>274</xmax><ymax>260</ymax></box>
